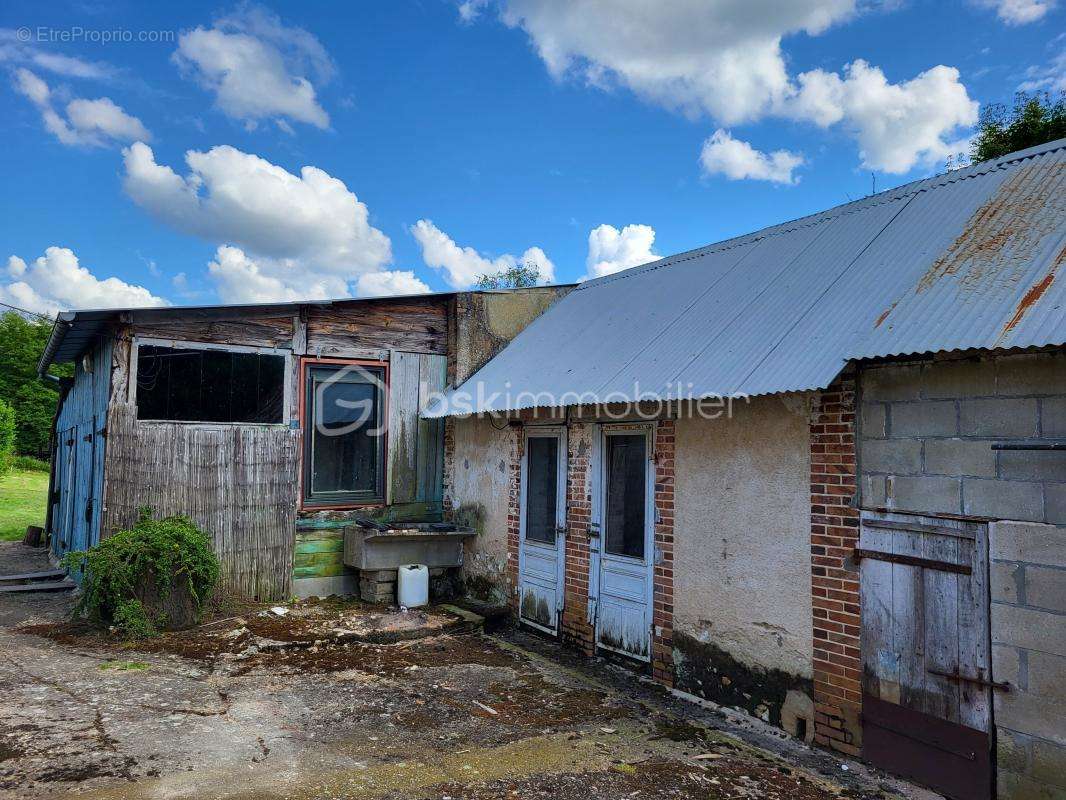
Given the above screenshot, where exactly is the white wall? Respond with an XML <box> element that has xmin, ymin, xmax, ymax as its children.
<box><xmin>674</xmin><ymin>394</ymin><xmax>813</xmax><ymax>677</ymax></box>
<box><xmin>450</xmin><ymin>416</ymin><xmax>514</xmax><ymax>593</ymax></box>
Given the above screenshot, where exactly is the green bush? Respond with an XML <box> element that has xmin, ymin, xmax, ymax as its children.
<box><xmin>11</xmin><ymin>455</ymin><xmax>49</xmax><ymax>472</ymax></box>
<box><xmin>0</xmin><ymin>400</ymin><xmax>15</xmax><ymax>476</ymax></box>
<box><xmin>63</xmin><ymin>508</ymin><xmax>220</xmax><ymax>637</ymax></box>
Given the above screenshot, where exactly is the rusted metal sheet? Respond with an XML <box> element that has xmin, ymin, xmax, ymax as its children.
<box><xmin>426</xmin><ymin>138</ymin><xmax>1066</xmax><ymax>417</ymax></box>
<box><xmin>862</xmin><ymin>694</ymin><xmax>992</xmax><ymax>800</ymax></box>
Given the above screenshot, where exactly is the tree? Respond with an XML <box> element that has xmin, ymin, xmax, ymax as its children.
<box><xmin>474</xmin><ymin>261</ymin><xmax>541</xmax><ymax>290</ymax></box>
<box><xmin>971</xmin><ymin>92</ymin><xmax>1066</xmax><ymax>164</ymax></box>
<box><xmin>0</xmin><ymin>400</ymin><xmax>14</xmax><ymax>476</ymax></box>
<box><xmin>0</xmin><ymin>311</ymin><xmax>69</xmax><ymax>458</ymax></box>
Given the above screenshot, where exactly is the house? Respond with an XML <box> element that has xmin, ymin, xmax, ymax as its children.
<box><xmin>427</xmin><ymin>138</ymin><xmax>1066</xmax><ymax>800</ymax></box>
<box><xmin>36</xmin><ymin>287</ymin><xmax>569</xmax><ymax>601</ymax></box>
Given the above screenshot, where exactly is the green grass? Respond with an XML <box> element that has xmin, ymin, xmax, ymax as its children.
<box><xmin>99</xmin><ymin>660</ymin><xmax>150</xmax><ymax>671</ymax></box>
<box><xmin>0</xmin><ymin>469</ymin><xmax>49</xmax><ymax>542</ymax></box>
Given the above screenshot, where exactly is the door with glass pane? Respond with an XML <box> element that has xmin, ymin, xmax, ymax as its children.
<box><xmin>518</xmin><ymin>427</ymin><xmax>567</xmax><ymax>634</ymax></box>
<box><xmin>303</xmin><ymin>362</ymin><xmax>386</xmax><ymax>505</ymax></box>
<box><xmin>593</xmin><ymin>426</ymin><xmax>654</xmax><ymax>661</ymax></box>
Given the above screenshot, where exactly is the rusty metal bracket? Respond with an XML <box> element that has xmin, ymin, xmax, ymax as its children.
<box><xmin>853</xmin><ymin>548</ymin><xmax>972</xmax><ymax>575</ymax></box>
<box><xmin>928</xmin><ymin>667</ymin><xmax>1011</xmax><ymax>692</ymax></box>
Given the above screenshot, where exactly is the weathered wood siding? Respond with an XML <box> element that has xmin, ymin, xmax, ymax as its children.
<box><xmin>101</xmin><ymin>403</ymin><xmax>300</xmax><ymax>600</ymax></box>
<box><xmin>132</xmin><ymin>316</ymin><xmax>293</xmax><ymax>349</ymax></box>
<box><xmin>305</xmin><ymin>299</ymin><xmax>448</xmax><ymax>357</ymax></box>
<box><xmin>388</xmin><ymin>352</ymin><xmax>447</xmax><ymax>504</ymax></box>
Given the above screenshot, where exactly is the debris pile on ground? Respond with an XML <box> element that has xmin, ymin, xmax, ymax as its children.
<box><xmin>0</xmin><ymin>543</ymin><xmax>926</xmax><ymax>800</ymax></box>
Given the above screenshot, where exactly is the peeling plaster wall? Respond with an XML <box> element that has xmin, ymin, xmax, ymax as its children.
<box><xmin>454</xmin><ymin>288</ymin><xmax>572</xmax><ymax>385</ymax></box>
<box><xmin>674</xmin><ymin>394</ymin><xmax>814</xmax><ymax>678</ymax></box>
<box><xmin>450</xmin><ymin>415</ymin><xmax>514</xmax><ymax>596</ymax></box>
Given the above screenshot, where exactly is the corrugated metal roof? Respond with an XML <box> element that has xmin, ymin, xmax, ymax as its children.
<box><xmin>427</xmin><ymin>138</ymin><xmax>1066</xmax><ymax>417</ymax></box>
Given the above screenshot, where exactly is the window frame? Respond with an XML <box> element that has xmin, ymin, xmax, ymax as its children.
<box><xmin>129</xmin><ymin>336</ymin><xmax>293</xmax><ymax>426</ymax></box>
<box><xmin>299</xmin><ymin>357</ymin><xmax>389</xmax><ymax>509</ymax></box>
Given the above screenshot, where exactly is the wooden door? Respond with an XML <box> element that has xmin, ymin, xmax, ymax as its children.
<box><xmin>593</xmin><ymin>425</ymin><xmax>654</xmax><ymax>662</ymax></box>
<box><xmin>517</xmin><ymin>427</ymin><xmax>566</xmax><ymax>634</ymax></box>
<box><xmin>859</xmin><ymin>511</ymin><xmax>993</xmax><ymax>800</ymax></box>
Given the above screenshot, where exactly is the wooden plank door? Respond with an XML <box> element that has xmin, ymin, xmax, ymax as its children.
<box><xmin>859</xmin><ymin>510</ymin><xmax>993</xmax><ymax>800</ymax></box>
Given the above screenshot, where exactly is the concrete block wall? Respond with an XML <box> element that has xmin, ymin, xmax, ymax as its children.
<box><xmin>859</xmin><ymin>351</ymin><xmax>1066</xmax><ymax>523</ymax></box>
<box><xmin>859</xmin><ymin>350</ymin><xmax>1066</xmax><ymax>800</ymax></box>
<box><xmin>990</xmin><ymin>521</ymin><xmax>1066</xmax><ymax>800</ymax></box>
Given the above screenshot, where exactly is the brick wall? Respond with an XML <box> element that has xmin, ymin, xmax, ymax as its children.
<box><xmin>561</xmin><ymin>421</ymin><xmax>595</xmax><ymax>653</ymax></box>
<box><xmin>505</xmin><ymin>423</ymin><xmax>523</xmax><ymax>614</ymax></box>
<box><xmin>652</xmin><ymin>419</ymin><xmax>676</xmax><ymax>686</ymax></box>
<box><xmin>810</xmin><ymin>373</ymin><xmax>862</xmax><ymax>757</ymax></box>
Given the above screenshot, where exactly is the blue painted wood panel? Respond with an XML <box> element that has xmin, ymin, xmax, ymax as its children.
<box><xmin>52</xmin><ymin>340</ymin><xmax>112</xmax><ymax>560</ymax></box>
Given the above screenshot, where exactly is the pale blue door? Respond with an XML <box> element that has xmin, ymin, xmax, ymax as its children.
<box><xmin>593</xmin><ymin>426</ymin><xmax>654</xmax><ymax>661</ymax></box>
<box><xmin>518</xmin><ymin>428</ymin><xmax>567</xmax><ymax>634</ymax></box>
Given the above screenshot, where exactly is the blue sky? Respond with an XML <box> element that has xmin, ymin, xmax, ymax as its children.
<box><xmin>0</xmin><ymin>0</ymin><xmax>1063</xmax><ymax>313</ymax></box>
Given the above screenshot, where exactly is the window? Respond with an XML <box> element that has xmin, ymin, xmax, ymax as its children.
<box><xmin>303</xmin><ymin>362</ymin><xmax>386</xmax><ymax>505</ymax></box>
<box><xmin>604</xmin><ymin>433</ymin><xmax>647</xmax><ymax>558</ymax></box>
<box><xmin>524</xmin><ymin>436</ymin><xmax>559</xmax><ymax>544</ymax></box>
<box><xmin>135</xmin><ymin>343</ymin><xmax>286</xmax><ymax>423</ymax></box>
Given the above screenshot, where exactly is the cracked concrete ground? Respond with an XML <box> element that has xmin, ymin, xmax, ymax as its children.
<box><xmin>0</xmin><ymin>542</ymin><xmax>941</xmax><ymax>800</ymax></box>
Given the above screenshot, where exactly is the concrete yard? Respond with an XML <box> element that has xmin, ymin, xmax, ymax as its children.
<box><xmin>0</xmin><ymin>543</ymin><xmax>939</xmax><ymax>800</ymax></box>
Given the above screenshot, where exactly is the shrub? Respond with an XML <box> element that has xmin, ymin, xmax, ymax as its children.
<box><xmin>11</xmin><ymin>454</ymin><xmax>49</xmax><ymax>472</ymax></box>
<box><xmin>0</xmin><ymin>399</ymin><xmax>15</xmax><ymax>476</ymax></box>
<box><xmin>63</xmin><ymin>508</ymin><xmax>220</xmax><ymax>637</ymax></box>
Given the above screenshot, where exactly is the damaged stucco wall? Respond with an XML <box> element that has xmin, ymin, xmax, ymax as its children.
<box><xmin>672</xmin><ymin>394</ymin><xmax>814</xmax><ymax>722</ymax></box>
<box><xmin>454</xmin><ymin>287</ymin><xmax>572</xmax><ymax>385</ymax></box>
<box><xmin>450</xmin><ymin>415</ymin><xmax>515</xmax><ymax>598</ymax></box>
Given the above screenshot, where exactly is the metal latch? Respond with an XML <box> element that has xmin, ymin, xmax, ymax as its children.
<box><xmin>853</xmin><ymin>547</ymin><xmax>971</xmax><ymax>575</ymax></box>
<box><xmin>587</xmin><ymin>522</ymin><xmax>600</xmax><ymax>538</ymax></box>
<box><xmin>928</xmin><ymin>667</ymin><xmax>1010</xmax><ymax>692</ymax></box>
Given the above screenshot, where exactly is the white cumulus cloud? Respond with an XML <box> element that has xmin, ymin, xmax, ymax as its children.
<box><xmin>1</xmin><ymin>247</ymin><xmax>167</xmax><ymax>316</ymax></box>
<box><xmin>123</xmin><ymin>142</ymin><xmax>391</xmax><ymax>272</ymax></box>
<box><xmin>173</xmin><ymin>6</ymin><xmax>334</xmax><ymax>130</ymax></box>
<box><xmin>700</xmin><ymin>130</ymin><xmax>804</xmax><ymax>184</ymax></box>
<box><xmin>473</xmin><ymin>1</ymin><xmax>979</xmax><ymax>176</ymax></box>
<box><xmin>495</xmin><ymin>0</ymin><xmax>856</xmax><ymax>124</ymax></box>
<box><xmin>586</xmin><ymin>223</ymin><xmax>659</xmax><ymax>279</ymax></box>
<box><xmin>355</xmin><ymin>271</ymin><xmax>431</xmax><ymax>298</ymax></box>
<box><xmin>973</xmin><ymin>0</ymin><xmax>1057</xmax><ymax>24</ymax></box>
<box><xmin>410</xmin><ymin>219</ymin><xmax>555</xmax><ymax>289</ymax></box>
<box><xmin>789</xmin><ymin>61</ymin><xmax>978</xmax><ymax>173</ymax></box>
<box><xmin>12</xmin><ymin>69</ymin><xmax>150</xmax><ymax>147</ymax></box>
<box><xmin>123</xmin><ymin>143</ymin><xmax>410</xmax><ymax>303</ymax></box>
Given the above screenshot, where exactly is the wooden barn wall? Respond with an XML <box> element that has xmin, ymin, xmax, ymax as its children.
<box><xmin>102</xmin><ymin>402</ymin><xmax>299</xmax><ymax>600</ymax></box>
<box><xmin>304</xmin><ymin>299</ymin><xmax>448</xmax><ymax>357</ymax></box>
<box><xmin>131</xmin><ymin>316</ymin><xmax>293</xmax><ymax>349</ymax></box>
<box><xmin>95</xmin><ymin>297</ymin><xmax>452</xmax><ymax>596</ymax></box>
<box><xmin>53</xmin><ymin>339</ymin><xmax>112</xmax><ymax>558</ymax></box>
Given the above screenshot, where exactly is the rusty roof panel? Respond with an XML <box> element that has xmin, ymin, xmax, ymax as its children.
<box><xmin>424</xmin><ymin>138</ymin><xmax>1066</xmax><ymax>417</ymax></box>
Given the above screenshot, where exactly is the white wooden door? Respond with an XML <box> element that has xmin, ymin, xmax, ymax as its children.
<box><xmin>592</xmin><ymin>425</ymin><xmax>654</xmax><ymax>661</ymax></box>
<box><xmin>517</xmin><ymin>427</ymin><xmax>566</xmax><ymax>634</ymax></box>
